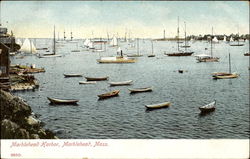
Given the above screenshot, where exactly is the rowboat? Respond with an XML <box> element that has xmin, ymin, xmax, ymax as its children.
<box><xmin>97</xmin><ymin>90</ymin><xmax>120</xmax><ymax>99</ymax></box>
<box><xmin>213</xmin><ymin>73</ymin><xmax>239</xmax><ymax>79</ymax></box>
<box><xmin>108</xmin><ymin>80</ymin><xmax>133</xmax><ymax>86</ymax></box>
<box><xmin>64</xmin><ymin>74</ymin><xmax>83</xmax><ymax>77</ymax></box>
<box><xmin>145</xmin><ymin>102</ymin><xmax>171</xmax><ymax>109</ymax></box>
<box><xmin>211</xmin><ymin>72</ymin><xmax>232</xmax><ymax>77</ymax></box>
<box><xmin>79</xmin><ymin>81</ymin><xmax>97</xmax><ymax>84</ymax></box>
<box><xmin>199</xmin><ymin>100</ymin><xmax>216</xmax><ymax>113</ymax></box>
<box><xmin>85</xmin><ymin>76</ymin><xmax>109</xmax><ymax>81</ymax></box>
<box><xmin>47</xmin><ymin>97</ymin><xmax>79</xmax><ymax>105</ymax></box>
<box><xmin>128</xmin><ymin>87</ymin><xmax>153</xmax><ymax>93</ymax></box>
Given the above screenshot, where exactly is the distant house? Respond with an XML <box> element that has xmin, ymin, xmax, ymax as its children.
<box><xmin>0</xmin><ymin>42</ymin><xmax>10</xmax><ymax>91</ymax></box>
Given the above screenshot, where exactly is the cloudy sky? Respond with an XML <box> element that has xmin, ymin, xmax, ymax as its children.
<box><xmin>1</xmin><ymin>1</ymin><xmax>249</xmax><ymax>38</ymax></box>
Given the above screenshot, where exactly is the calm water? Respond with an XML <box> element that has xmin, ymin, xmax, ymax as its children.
<box><xmin>12</xmin><ymin>39</ymin><xmax>249</xmax><ymax>139</ymax></box>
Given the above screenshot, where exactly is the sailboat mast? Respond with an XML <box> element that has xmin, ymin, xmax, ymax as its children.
<box><xmin>184</xmin><ymin>22</ymin><xmax>187</xmax><ymax>51</ymax></box>
<box><xmin>71</xmin><ymin>31</ymin><xmax>73</xmax><ymax>41</ymax></box>
<box><xmin>63</xmin><ymin>30</ymin><xmax>66</xmax><ymax>41</ymax></box>
<box><xmin>211</xmin><ymin>27</ymin><xmax>213</xmax><ymax>57</ymax></box>
<box><xmin>177</xmin><ymin>16</ymin><xmax>180</xmax><ymax>51</ymax></box>
<box><xmin>151</xmin><ymin>40</ymin><xmax>154</xmax><ymax>55</ymax></box>
<box><xmin>137</xmin><ymin>38</ymin><xmax>139</xmax><ymax>55</ymax></box>
<box><xmin>229</xmin><ymin>53</ymin><xmax>231</xmax><ymax>74</ymax></box>
<box><xmin>237</xmin><ymin>24</ymin><xmax>239</xmax><ymax>45</ymax></box>
<box><xmin>53</xmin><ymin>25</ymin><xmax>56</xmax><ymax>55</ymax></box>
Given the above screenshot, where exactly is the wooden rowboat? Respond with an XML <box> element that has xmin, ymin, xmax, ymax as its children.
<box><xmin>79</xmin><ymin>81</ymin><xmax>97</xmax><ymax>84</ymax></box>
<box><xmin>64</xmin><ymin>74</ymin><xmax>83</xmax><ymax>77</ymax></box>
<box><xmin>145</xmin><ymin>102</ymin><xmax>171</xmax><ymax>109</ymax></box>
<box><xmin>128</xmin><ymin>87</ymin><xmax>153</xmax><ymax>93</ymax></box>
<box><xmin>199</xmin><ymin>100</ymin><xmax>216</xmax><ymax>113</ymax></box>
<box><xmin>47</xmin><ymin>97</ymin><xmax>79</xmax><ymax>105</ymax></box>
<box><xmin>213</xmin><ymin>73</ymin><xmax>239</xmax><ymax>79</ymax></box>
<box><xmin>97</xmin><ymin>90</ymin><xmax>120</xmax><ymax>99</ymax></box>
<box><xmin>109</xmin><ymin>80</ymin><xmax>133</xmax><ymax>86</ymax></box>
<box><xmin>85</xmin><ymin>76</ymin><xmax>109</xmax><ymax>81</ymax></box>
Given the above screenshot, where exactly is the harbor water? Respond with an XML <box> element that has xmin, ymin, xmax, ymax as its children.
<box><xmin>12</xmin><ymin>39</ymin><xmax>249</xmax><ymax>139</ymax></box>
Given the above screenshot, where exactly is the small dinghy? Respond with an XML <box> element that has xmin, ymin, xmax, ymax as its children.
<box><xmin>145</xmin><ymin>102</ymin><xmax>171</xmax><ymax>110</ymax></box>
<box><xmin>85</xmin><ymin>76</ymin><xmax>109</xmax><ymax>81</ymax></box>
<box><xmin>128</xmin><ymin>87</ymin><xmax>153</xmax><ymax>93</ymax></box>
<box><xmin>199</xmin><ymin>100</ymin><xmax>216</xmax><ymax>113</ymax></box>
<box><xmin>79</xmin><ymin>81</ymin><xmax>97</xmax><ymax>84</ymax></box>
<box><xmin>97</xmin><ymin>90</ymin><xmax>120</xmax><ymax>99</ymax></box>
<box><xmin>64</xmin><ymin>74</ymin><xmax>83</xmax><ymax>77</ymax></box>
<box><xmin>47</xmin><ymin>97</ymin><xmax>79</xmax><ymax>105</ymax></box>
<box><xmin>108</xmin><ymin>80</ymin><xmax>133</xmax><ymax>86</ymax></box>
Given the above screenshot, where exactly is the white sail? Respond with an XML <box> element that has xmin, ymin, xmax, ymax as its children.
<box><xmin>223</xmin><ymin>36</ymin><xmax>227</xmax><ymax>42</ymax></box>
<box><xmin>83</xmin><ymin>39</ymin><xmax>90</xmax><ymax>47</ymax></box>
<box><xmin>88</xmin><ymin>41</ymin><xmax>94</xmax><ymax>48</ymax></box>
<box><xmin>16</xmin><ymin>39</ymin><xmax>22</xmax><ymax>46</ymax></box>
<box><xmin>117</xmin><ymin>47</ymin><xmax>121</xmax><ymax>53</ymax></box>
<box><xmin>20</xmin><ymin>38</ymin><xmax>31</xmax><ymax>53</ymax></box>
<box><xmin>30</xmin><ymin>41</ymin><xmax>37</xmax><ymax>54</ymax></box>
<box><xmin>110</xmin><ymin>36</ymin><xmax>118</xmax><ymax>46</ymax></box>
<box><xmin>212</xmin><ymin>37</ymin><xmax>219</xmax><ymax>43</ymax></box>
<box><xmin>230</xmin><ymin>36</ymin><xmax>234</xmax><ymax>42</ymax></box>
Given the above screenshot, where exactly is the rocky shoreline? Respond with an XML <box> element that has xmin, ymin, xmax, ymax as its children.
<box><xmin>0</xmin><ymin>89</ymin><xmax>58</xmax><ymax>139</ymax></box>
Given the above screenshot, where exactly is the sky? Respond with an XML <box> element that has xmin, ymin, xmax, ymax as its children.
<box><xmin>0</xmin><ymin>1</ymin><xmax>249</xmax><ymax>38</ymax></box>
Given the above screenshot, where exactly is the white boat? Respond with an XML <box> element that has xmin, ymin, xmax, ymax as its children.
<box><xmin>20</xmin><ymin>38</ymin><xmax>37</xmax><ymax>54</ymax></box>
<box><xmin>230</xmin><ymin>36</ymin><xmax>234</xmax><ymax>42</ymax></box>
<box><xmin>110</xmin><ymin>36</ymin><xmax>118</xmax><ymax>46</ymax></box>
<box><xmin>196</xmin><ymin>27</ymin><xmax>219</xmax><ymax>62</ymax></box>
<box><xmin>128</xmin><ymin>87</ymin><xmax>152</xmax><ymax>93</ymax></box>
<box><xmin>199</xmin><ymin>100</ymin><xmax>216</xmax><ymax>113</ymax></box>
<box><xmin>223</xmin><ymin>36</ymin><xmax>227</xmax><ymax>42</ymax></box>
<box><xmin>39</xmin><ymin>26</ymin><xmax>62</xmax><ymax>58</ymax></box>
<box><xmin>145</xmin><ymin>102</ymin><xmax>171</xmax><ymax>109</ymax></box>
<box><xmin>79</xmin><ymin>81</ymin><xmax>97</xmax><ymax>84</ymax></box>
<box><xmin>212</xmin><ymin>36</ymin><xmax>219</xmax><ymax>43</ymax></box>
<box><xmin>212</xmin><ymin>53</ymin><xmax>239</xmax><ymax>79</ymax></box>
<box><xmin>47</xmin><ymin>97</ymin><xmax>79</xmax><ymax>105</ymax></box>
<box><xmin>108</xmin><ymin>80</ymin><xmax>133</xmax><ymax>86</ymax></box>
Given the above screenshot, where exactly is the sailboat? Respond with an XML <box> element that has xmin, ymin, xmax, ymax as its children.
<box><xmin>110</xmin><ymin>36</ymin><xmax>118</xmax><ymax>47</ymax></box>
<box><xmin>71</xmin><ymin>42</ymin><xmax>80</xmax><ymax>52</ymax></box>
<box><xmin>212</xmin><ymin>53</ymin><xmax>239</xmax><ymax>79</ymax></box>
<box><xmin>180</xmin><ymin>22</ymin><xmax>191</xmax><ymax>48</ymax></box>
<box><xmin>223</xmin><ymin>36</ymin><xmax>227</xmax><ymax>42</ymax></box>
<box><xmin>20</xmin><ymin>38</ymin><xmax>37</xmax><ymax>54</ymax></box>
<box><xmin>164</xmin><ymin>17</ymin><xmax>193</xmax><ymax>56</ymax></box>
<box><xmin>127</xmin><ymin>38</ymin><xmax>143</xmax><ymax>57</ymax></box>
<box><xmin>230</xmin><ymin>25</ymin><xmax>244</xmax><ymax>46</ymax></box>
<box><xmin>212</xmin><ymin>36</ymin><xmax>219</xmax><ymax>43</ymax></box>
<box><xmin>195</xmin><ymin>27</ymin><xmax>219</xmax><ymax>62</ymax></box>
<box><xmin>148</xmin><ymin>40</ymin><xmax>155</xmax><ymax>57</ymax></box>
<box><xmin>39</xmin><ymin>26</ymin><xmax>62</xmax><ymax>58</ymax></box>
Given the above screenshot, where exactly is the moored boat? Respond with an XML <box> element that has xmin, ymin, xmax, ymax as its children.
<box><xmin>128</xmin><ymin>87</ymin><xmax>153</xmax><ymax>93</ymax></box>
<box><xmin>64</xmin><ymin>74</ymin><xmax>83</xmax><ymax>77</ymax></box>
<box><xmin>47</xmin><ymin>97</ymin><xmax>79</xmax><ymax>105</ymax></box>
<box><xmin>79</xmin><ymin>81</ymin><xmax>97</xmax><ymax>84</ymax></box>
<box><xmin>145</xmin><ymin>101</ymin><xmax>171</xmax><ymax>109</ymax></box>
<box><xmin>108</xmin><ymin>80</ymin><xmax>133</xmax><ymax>86</ymax></box>
<box><xmin>199</xmin><ymin>100</ymin><xmax>216</xmax><ymax>113</ymax></box>
<box><xmin>213</xmin><ymin>73</ymin><xmax>239</xmax><ymax>79</ymax></box>
<box><xmin>244</xmin><ymin>52</ymin><xmax>250</xmax><ymax>56</ymax></box>
<box><xmin>85</xmin><ymin>76</ymin><xmax>109</xmax><ymax>81</ymax></box>
<box><xmin>97</xmin><ymin>90</ymin><xmax>120</xmax><ymax>99</ymax></box>
<box><xmin>97</xmin><ymin>56</ymin><xmax>136</xmax><ymax>63</ymax></box>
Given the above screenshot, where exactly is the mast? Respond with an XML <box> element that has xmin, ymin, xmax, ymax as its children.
<box><xmin>53</xmin><ymin>25</ymin><xmax>56</xmax><ymax>55</ymax></box>
<box><xmin>151</xmin><ymin>40</ymin><xmax>154</xmax><ymax>55</ymax></box>
<box><xmin>177</xmin><ymin>16</ymin><xmax>180</xmax><ymax>51</ymax></box>
<box><xmin>211</xmin><ymin>27</ymin><xmax>213</xmax><ymax>57</ymax></box>
<box><xmin>237</xmin><ymin>24</ymin><xmax>239</xmax><ymax>45</ymax></box>
<box><xmin>184</xmin><ymin>22</ymin><xmax>187</xmax><ymax>51</ymax></box>
<box><xmin>137</xmin><ymin>38</ymin><xmax>139</xmax><ymax>55</ymax></box>
<box><xmin>163</xmin><ymin>29</ymin><xmax>165</xmax><ymax>39</ymax></box>
<box><xmin>229</xmin><ymin>53</ymin><xmax>231</xmax><ymax>74</ymax></box>
<box><xmin>70</xmin><ymin>31</ymin><xmax>73</xmax><ymax>41</ymax></box>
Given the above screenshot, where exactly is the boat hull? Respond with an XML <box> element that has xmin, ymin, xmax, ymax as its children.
<box><xmin>47</xmin><ymin>97</ymin><xmax>79</xmax><ymax>105</ymax></box>
<box><xmin>145</xmin><ymin>102</ymin><xmax>171</xmax><ymax>109</ymax></box>
<box><xmin>109</xmin><ymin>80</ymin><xmax>133</xmax><ymax>86</ymax></box>
<box><xmin>64</xmin><ymin>74</ymin><xmax>83</xmax><ymax>77</ymax></box>
<box><xmin>213</xmin><ymin>73</ymin><xmax>239</xmax><ymax>79</ymax></box>
<box><xmin>98</xmin><ymin>90</ymin><xmax>120</xmax><ymax>99</ymax></box>
<box><xmin>128</xmin><ymin>87</ymin><xmax>152</xmax><ymax>93</ymax></box>
<box><xmin>165</xmin><ymin>52</ymin><xmax>194</xmax><ymax>56</ymax></box>
<box><xmin>85</xmin><ymin>76</ymin><xmax>109</xmax><ymax>81</ymax></box>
